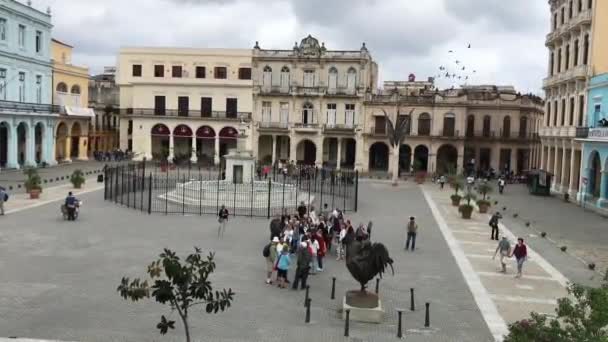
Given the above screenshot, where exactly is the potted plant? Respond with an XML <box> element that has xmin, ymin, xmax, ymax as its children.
<box><xmin>70</xmin><ymin>169</ymin><xmax>86</xmax><ymax>189</ymax></box>
<box><xmin>476</xmin><ymin>182</ymin><xmax>493</xmax><ymax>213</ymax></box>
<box><xmin>459</xmin><ymin>190</ymin><xmax>477</xmax><ymax>219</ymax></box>
<box><xmin>449</xmin><ymin>175</ymin><xmax>464</xmax><ymax>206</ymax></box>
<box><xmin>24</xmin><ymin>167</ymin><xmax>42</xmax><ymax>199</ymax></box>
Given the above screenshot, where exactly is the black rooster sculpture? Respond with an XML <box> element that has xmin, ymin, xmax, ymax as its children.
<box><xmin>345</xmin><ymin>240</ymin><xmax>394</xmax><ymax>293</ymax></box>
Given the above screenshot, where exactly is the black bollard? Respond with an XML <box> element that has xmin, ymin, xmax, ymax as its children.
<box><xmin>304</xmin><ymin>285</ymin><xmax>310</xmax><ymax>307</ymax></box>
<box><xmin>410</xmin><ymin>288</ymin><xmax>415</xmax><ymax>311</ymax></box>
<box><xmin>305</xmin><ymin>298</ymin><xmax>311</xmax><ymax>323</ymax></box>
<box><xmin>331</xmin><ymin>277</ymin><xmax>336</xmax><ymax>300</ymax></box>
<box><xmin>344</xmin><ymin>309</ymin><xmax>350</xmax><ymax>337</ymax></box>
<box><xmin>396</xmin><ymin>308</ymin><xmax>404</xmax><ymax>338</ymax></box>
<box><xmin>375</xmin><ymin>278</ymin><xmax>380</xmax><ymax>294</ymax></box>
<box><xmin>425</xmin><ymin>302</ymin><xmax>430</xmax><ymax>328</ymax></box>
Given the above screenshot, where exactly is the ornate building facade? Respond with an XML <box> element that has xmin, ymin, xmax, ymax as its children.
<box><xmin>88</xmin><ymin>66</ymin><xmax>120</xmax><ymax>153</ymax></box>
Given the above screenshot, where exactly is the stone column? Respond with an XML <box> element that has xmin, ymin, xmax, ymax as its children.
<box><xmin>597</xmin><ymin>171</ymin><xmax>608</xmax><ymax>208</ymax></box>
<box><xmin>25</xmin><ymin>123</ymin><xmax>36</xmax><ymax>167</ymax></box>
<box><xmin>214</xmin><ymin>135</ymin><xmax>220</xmax><ymax>165</ymax></box>
<box><xmin>6</xmin><ymin>123</ymin><xmax>18</xmax><ymax>169</ymax></box>
<box><xmin>190</xmin><ymin>138</ymin><xmax>197</xmax><ymax>163</ymax></box>
<box><xmin>336</xmin><ymin>137</ymin><xmax>342</xmax><ymax>170</ymax></box>
<box><xmin>271</xmin><ymin>135</ymin><xmax>277</xmax><ymax>165</ymax></box>
<box><xmin>552</xmin><ymin>144</ymin><xmax>560</xmax><ymax>191</ymax></box>
<box><xmin>409</xmin><ymin>150</ymin><xmax>415</xmax><ymax>173</ymax></box>
<box><xmin>64</xmin><ymin>136</ymin><xmax>72</xmax><ymax>163</ymax></box>
<box><xmin>560</xmin><ymin>143</ymin><xmax>568</xmax><ymax>190</ymax></box>
<box><xmin>316</xmin><ymin>137</ymin><xmax>324</xmax><ymax>168</ymax></box>
<box><xmin>45</xmin><ymin>122</ymin><xmax>57</xmax><ymax>166</ymax></box>
<box><xmin>168</xmin><ymin>134</ymin><xmax>175</xmax><ymax>162</ymax></box>
<box><xmin>568</xmin><ymin>146</ymin><xmax>577</xmax><ymax>195</ymax></box>
<box><xmin>540</xmin><ymin>144</ymin><xmax>545</xmax><ymax>169</ymax></box>
<box><xmin>78</xmin><ymin>136</ymin><xmax>88</xmax><ymax>161</ymax></box>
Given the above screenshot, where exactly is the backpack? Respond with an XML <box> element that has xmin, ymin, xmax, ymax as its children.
<box><xmin>262</xmin><ymin>243</ymin><xmax>271</xmax><ymax>258</ymax></box>
<box><xmin>3</xmin><ymin>193</ymin><xmax>8</xmax><ymax>202</ymax></box>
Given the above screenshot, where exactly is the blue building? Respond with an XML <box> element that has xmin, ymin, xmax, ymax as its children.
<box><xmin>578</xmin><ymin>73</ymin><xmax>608</xmax><ymax>214</ymax></box>
<box><xmin>0</xmin><ymin>0</ymin><xmax>56</xmax><ymax>169</ymax></box>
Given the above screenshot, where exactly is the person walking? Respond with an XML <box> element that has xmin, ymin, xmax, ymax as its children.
<box><xmin>264</xmin><ymin>237</ymin><xmax>280</xmax><ymax>285</ymax></box>
<box><xmin>510</xmin><ymin>238</ymin><xmax>528</xmax><ymax>278</ymax></box>
<box><xmin>292</xmin><ymin>241</ymin><xmax>312</xmax><ymax>290</ymax></box>
<box><xmin>498</xmin><ymin>177</ymin><xmax>506</xmax><ymax>194</ymax></box>
<box><xmin>0</xmin><ymin>186</ymin><xmax>7</xmax><ymax>216</ymax></box>
<box><xmin>489</xmin><ymin>212</ymin><xmax>501</xmax><ymax>240</ymax></box>
<box><xmin>492</xmin><ymin>236</ymin><xmax>512</xmax><ymax>273</ymax></box>
<box><xmin>405</xmin><ymin>216</ymin><xmax>418</xmax><ymax>251</ymax></box>
<box><xmin>309</xmin><ymin>236</ymin><xmax>319</xmax><ymax>274</ymax></box>
<box><xmin>276</xmin><ymin>245</ymin><xmax>291</xmax><ymax>288</ymax></box>
<box><xmin>217</xmin><ymin>204</ymin><xmax>229</xmax><ymax>238</ymax></box>
<box><xmin>439</xmin><ymin>175</ymin><xmax>446</xmax><ymax>189</ymax></box>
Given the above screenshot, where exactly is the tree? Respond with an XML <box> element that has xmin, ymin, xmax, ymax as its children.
<box><xmin>117</xmin><ymin>247</ymin><xmax>235</xmax><ymax>342</ymax></box>
<box><xmin>383</xmin><ymin>108</ymin><xmax>414</xmax><ymax>186</ymax></box>
<box><xmin>504</xmin><ymin>283</ymin><xmax>608</xmax><ymax>342</ymax></box>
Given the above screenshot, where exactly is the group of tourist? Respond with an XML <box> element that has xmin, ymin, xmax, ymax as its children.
<box><xmin>263</xmin><ymin>202</ymin><xmax>369</xmax><ymax>290</ymax></box>
<box><xmin>92</xmin><ymin>149</ymin><xmax>133</xmax><ymax>162</ymax></box>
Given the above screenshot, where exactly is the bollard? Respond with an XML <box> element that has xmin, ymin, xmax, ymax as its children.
<box><xmin>305</xmin><ymin>298</ymin><xmax>311</xmax><ymax>323</ymax></box>
<box><xmin>375</xmin><ymin>278</ymin><xmax>380</xmax><ymax>294</ymax></box>
<box><xmin>344</xmin><ymin>309</ymin><xmax>350</xmax><ymax>337</ymax></box>
<box><xmin>425</xmin><ymin>302</ymin><xmax>430</xmax><ymax>328</ymax></box>
<box><xmin>396</xmin><ymin>308</ymin><xmax>404</xmax><ymax>338</ymax></box>
<box><xmin>331</xmin><ymin>277</ymin><xmax>336</xmax><ymax>300</ymax></box>
<box><xmin>410</xmin><ymin>288</ymin><xmax>415</xmax><ymax>311</ymax></box>
<box><xmin>304</xmin><ymin>285</ymin><xmax>310</xmax><ymax>307</ymax></box>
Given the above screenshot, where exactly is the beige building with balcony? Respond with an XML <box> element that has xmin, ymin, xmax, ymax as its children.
<box><xmin>251</xmin><ymin>35</ymin><xmax>378</xmax><ymax>169</ymax></box>
<box><xmin>51</xmin><ymin>38</ymin><xmax>94</xmax><ymax>162</ymax></box>
<box><xmin>363</xmin><ymin>82</ymin><xmax>544</xmax><ymax>176</ymax></box>
<box><xmin>541</xmin><ymin>0</ymin><xmax>595</xmax><ymax>197</ymax></box>
<box><xmin>89</xmin><ymin>66</ymin><xmax>120</xmax><ymax>153</ymax></box>
<box><xmin>117</xmin><ymin>47</ymin><xmax>253</xmax><ymax>164</ymax></box>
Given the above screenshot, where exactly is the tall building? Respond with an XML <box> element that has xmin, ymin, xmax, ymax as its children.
<box><xmin>51</xmin><ymin>38</ymin><xmax>94</xmax><ymax>162</ymax></box>
<box><xmin>540</xmin><ymin>0</ymin><xmax>595</xmax><ymax>198</ymax></box>
<box><xmin>89</xmin><ymin>66</ymin><xmax>120</xmax><ymax>153</ymax></box>
<box><xmin>0</xmin><ymin>0</ymin><xmax>54</xmax><ymax>169</ymax></box>
<box><xmin>363</xmin><ymin>81</ymin><xmax>543</xmax><ymax>176</ymax></box>
<box><xmin>576</xmin><ymin>0</ymin><xmax>608</xmax><ymax>214</ymax></box>
<box><xmin>117</xmin><ymin>47</ymin><xmax>253</xmax><ymax>164</ymax></box>
<box><xmin>252</xmin><ymin>35</ymin><xmax>378</xmax><ymax>169</ymax></box>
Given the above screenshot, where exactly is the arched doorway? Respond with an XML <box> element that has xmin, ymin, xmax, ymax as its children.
<box><xmin>369</xmin><ymin>142</ymin><xmax>389</xmax><ymax>171</ymax></box>
<box><xmin>17</xmin><ymin>122</ymin><xmax>28</xmax><ymax>166</ymax></box>
<box><xmin>35</xmin><ymin>122</ymin><xmax>44</xmax><ymax>164</ymax></box>
<box><xmin>173</xmin><ymin>125</ymin><xmax>193</xmax><ymax>163</ymax></box>
<box><xmin>56</xmin><ymin>122</ymin><xmax>69</xmax><ymax>162</ymax></box>
<box><xmin>219</xmin><ymin>126</ymin><xmax>238</xmax><ymax>158</ymax></box>
<box><xmin>258</xmin><ymin>135</ymin><xmax>273</xmax><ymax>165</ymax></box>
<box><xmin>588</xmin><ymin>151</ymin><xmax>601</xmax><ymax>199</ymax></box>
<box><xmin>323</xmin><ymin>137</ymin><xmax>339</xmax><ymax>168</ymax></box>
<box><xmin>0</xmin><ymin>121</ymin><xmax>9</xmax><ymax>167</ymax></box>
<box><xmin>70</xmin><ymin>122</ymin><xmax>81</xmax><ymax>159</ymax></box>
<box><xmin>399</xmin><ymin>144</ymin><xmax>412</xmax><ymax>175</ymax></box>
<box><xmin>196</xmin><ymin>125</ymin><xmax>215</xmax><ymax>166</ymax></box>
<box><xmin>296</xmin><ymin>139</ymin><xmax>317</xmax><ymax>165</ymax></box>
<box><xmin>413</xmin><ymin>145</ymin><xmax>429</xmax><ymax>172</ymax></box>
<box><xmin>151</xmin><ymin>124</ymin><xmax>170</xmax><ymax>161</ymax></box>
<box><xmin>436</xmin><ymin>144</ymin><xmax>458</xmax><ymax>174</ymax></box>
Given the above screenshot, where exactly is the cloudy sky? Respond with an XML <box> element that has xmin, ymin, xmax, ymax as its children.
<box><xmin>37</xmin><ymin>0</ymin><xmax>549</xmax><ymax>93</ymax></box>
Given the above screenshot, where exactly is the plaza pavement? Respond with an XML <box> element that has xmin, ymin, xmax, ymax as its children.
<box><xmin>0</xmin><ymin>181</ymin><xmax>495</xmax><ymax>342</ymax></box>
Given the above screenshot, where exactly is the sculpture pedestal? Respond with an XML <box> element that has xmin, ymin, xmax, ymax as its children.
<box><xmin>342</xmin><ymin>290</ymin><xmax>384</xmax><ymax>323</ymax></box>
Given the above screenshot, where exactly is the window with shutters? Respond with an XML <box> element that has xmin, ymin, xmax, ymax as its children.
<box><xmin>262</xmin><ymin>101</ymin><xmax>272</xmax><ymax>123</ymax></box>
<box><xmin>280</xmin><ymin>102</ymin><xmax>289</xmax><ymax>124</ymax></box>
<box><xmin>214</xmin><ymin>67</ymin><xmax>227</xmax><ymax>79</ymax></box>
<box><xmin>280</xmin><ymin>66</ymin><xmax>290</xmax><ymax>91</ymax></box>
<box><xmin>178</xmin><ymin>96</ymin><xmax>189</xmax><ymax>117</ymax></box>
<box><xmin>262</xmin><ymin>66</ymin><xmax>272</xmax><ymax>88</ymax></box>
<box><xmin>302</xmin><ymin>103</ymin><xmax>314</xmax><ymax>124</ymax></box>
<box><xmin>201</xmin><ymin>97</ymin><xmax>212</xmax><ymax>117</ymax></box>
<box><xmin>172</xmin><ymin>66</ymin><xmax>182</xmax><ymax>78</ymax></box>
<box><xmin>0</xmin><ymin>68</ymin><xmax>6</xmax><ymax>100</ymax></box>
<box><xmin>154</xmin><ymin>65</ymin><xmax>164</xmax><ymax>77</ymax></box>
<box><xmin>0</xmin><ymin>18</ymin><xmax>6</xmax><ymax>41</ymax></box>
<box><xmin>35</xmin><ymin>31</ymin><xmax>42</xmax><ymax>53</ymax></box>
<box><xmin>345</xmin><ymin>104</ymin><xmax>355</xmax><ymax>127</ymax></box>
<box><xmin>226</xmin><ymin>98</ymin><xmax>237</xmax><ymax>118</ymax></box>
<box><xmin>154</xmin><ymin>96</ymin><xmax>166</xmax><ymax>116</ymax></box>
<box><xmin>328</xmin><ymin>67</ymin><xmax>338</xmax><ymax>93</ymax></box>
<box><xmin>326</xmin><ymin>103</ymin><xmax>337</xmax><ymax>127</ymax></box>
<box><xmin>18</xmin><ymin>72</ymin><xmax>25</xmax><ymax>102</ymax></box>
<box><xmin>132</xmin><ymin>64</ymin><xmax>142</xmax><ymax>77</ymax></box>
<box><xmin>375</xmin><ymin>116</ymin><xmax>386</xmax><ymax>135</ymax></box>
<box><xmin>303</xmin><ymin>70</ymin><xmax>315</xmax><ymax>87</ymax></box>
<box><xmin>196</xmin><ymin>66</ymin><xmax>206</xmax><ymax>79</ymax></box>
<box><xmin>18</xmin><ymin>25</ymin><xmax>25</xmax><ymax>48</ymax></box>
<box><xmin>238</xmin><ymin>67</ymin><xmax>251</xmax><ymax>80</ymax></box>
<box><xmin>346</xmin><ymin>68</ymin><xmax>357</xmax><ymax>93</ymax></box>
<box><xmin>36</xmin><ymin>75</ymin><xmax>42</xmax><ymax>103</ymax></box>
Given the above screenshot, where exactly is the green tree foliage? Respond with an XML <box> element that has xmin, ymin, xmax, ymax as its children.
<box><xmin>505</xmin><ymin>283</ymin><xmax>608</xmax><ymax>342</ymax></box>
<box><xmin>117</xmin><ymin>247</ymin><xmax>235</xmax><ymax>342</ymax></box>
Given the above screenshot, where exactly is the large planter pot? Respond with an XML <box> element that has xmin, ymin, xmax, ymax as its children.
<box><xmin>29</xmin><ymin>189</ymin><xmax>41</xmax><ymax>199</ymax></box>
<box><xmin>478</xmin><ymin>202</ymin><xmax>490</xmax><ymax>213</ymax></box>
<box><xmin>459</xmin><ymin>205</ymin><xmax>474</xmax><ymax>219</ymax></box>
<box><xmin>73</xmin><ymin>184</ymin><xmax>82</xmax><ymax>189</ymax></box>
<box><xmin>451</xmin><ymin>195</ymin><xmax>462</xmax><ymax>206</ymax></box>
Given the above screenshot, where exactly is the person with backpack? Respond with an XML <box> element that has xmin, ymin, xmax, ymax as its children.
<box><xmin>405</xmin><ymin>216</ymin><xmax>418</xmax><ymax>251</ymax></box>
<box><xmin>275</xmin><ymin>245</ymin><xmax>291</xmax><ymax>288</ymax></box>
<box><xmin>292</xmin><ymin>241</ymin><xmax>312</xmax><ymax>290</ymax></box>
<box><xmin>264</xmin><ymin>237</ymin><xmax>279</xmax><ymax>285</ymax></box>
<box><xmin>493</xmin><ymin>236</ymin><xmax>512</xmax><ymax>273</ymax></box>
<box><xmin>0</xmin><ymin>186</ymin><xmax>7</xmax><ymax>216</ymax></box>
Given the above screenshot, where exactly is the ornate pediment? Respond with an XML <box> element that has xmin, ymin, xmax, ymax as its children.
<box><xmin>296</xmin><ymin>35</ymin><xmax>325</xmax><ymax>57</ymax></box>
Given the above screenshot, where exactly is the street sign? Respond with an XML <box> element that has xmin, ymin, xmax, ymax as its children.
<box><xmin>582</xmin><ymin>177</ymin><xmax>588</xmax><ymax>185</ymax></box>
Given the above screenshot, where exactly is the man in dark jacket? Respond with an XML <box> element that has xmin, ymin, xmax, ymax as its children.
<box><xmin>297</xmin><ymin>201</ymin><xmax>307</xmax><ymax>219</ymax></box>
<box><xmin>292</xmin><ymin>241</ymin><xmax>312</xmax><ymax>290</ymax></box>
<box><xmin>65</xmin><ymin>192</ymin><xmax>78</xmax><ymax>221</ymax></box>
<box><xmin>489</xmin><ymin>212</ymin><xmax>502</xmax><ymax>240</ymax></box>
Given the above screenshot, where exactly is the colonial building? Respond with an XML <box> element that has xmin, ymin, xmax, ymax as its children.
<box><xmin>51</xmin><ymin>38</ymin><xmax>94</xmax><ymax>162</ymax></box>
<box><xmin>117</xmin><ymin>47</ymin><xmax>253</xmax><ymax>164</ymax></box>
<box><xmin>363</xmin><ymin>81</ymin><xmax>544</xmax><ymax>176</ymax></box>
<box><xmin>541</xmin><ymin>0</ymin><xmax>595</xmax><ymax>198</ymax></box>
<box><xmin>0</xmin><ymin>0</ymin><xmax>55</xmax><ymax>169</ymax></box>
<box><xmin>575</xmin><ymin>0</ymin><xmax>608</xmax><ymax>214</ymax></box>
<box><xmin>89</xmin><ymin>66</ymin><xmax>120</xmax><ymax>153</ymax></box>
<box><xmin>252</xmin><ymin>35</ymin><xmax>378</xmax><ymax>169</ymax></box>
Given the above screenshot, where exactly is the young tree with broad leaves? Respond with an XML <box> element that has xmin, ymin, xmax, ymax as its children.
<box><xmin>117</xmin><ymin>247</ymin><xmax>235</xmax><ymax>342</ymax></box>
<box><xmin>382</xmin><ymin>108</ymin><xmax>415</xmax><ymax>186</ymax></box>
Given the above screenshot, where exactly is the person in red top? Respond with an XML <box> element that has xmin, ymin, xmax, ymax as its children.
<box><xmin>315</xmin><ymin>230</ymin><xmax>326</xmax><ymax>272</ymax></box>
<box><xmin>510</xmin><ymin>238</ymin><xmax>528</xmax><ymax>278</ymax></box>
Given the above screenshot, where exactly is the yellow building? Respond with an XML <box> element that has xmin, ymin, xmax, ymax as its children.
<box><xmin>51</xmin><ymin>38</ymin><xmax>94</xmax><ymax>162</ymax></box>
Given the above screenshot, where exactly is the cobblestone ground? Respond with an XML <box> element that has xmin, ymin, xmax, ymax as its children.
<box><xmin>0</xmin><ymin>181</ymin><xmax>493</xmax><ymax>342</ymax></box>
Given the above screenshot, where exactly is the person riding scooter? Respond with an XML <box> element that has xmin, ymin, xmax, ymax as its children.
<box><xmin>65</xmin><ymin>192</ymin><xmax>79</xmax><ymax>221</ymax></box>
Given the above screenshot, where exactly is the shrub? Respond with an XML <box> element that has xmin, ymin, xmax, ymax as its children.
<box><xmin>23</xmin><ymin>167</ymin><xmax>42</xmax><ymax>192</ymax></box>
<box><xmin>70</xmin><ymin>169</ymin><xmax>86</xmax><ymax>189</ymax></box>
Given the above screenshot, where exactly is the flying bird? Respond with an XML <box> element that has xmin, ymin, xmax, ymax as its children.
<box><xmin>455</xmin><ymin>60</ymin><xmax>460</xmax><ymax>64</ymax></box>
<box><xmin>462</xmin><ymin>66</ymin><xmax>466</xmax><ymax>70</ymax></box>
<box><xmin>448</xmin><ymin>50</ymin><xmax>454</xmax><ymax>53</ymax></box>
<box><xmin>468</xmin><ymin>44</ymin><xmax>471</xmax><ymax>48</ymax></box>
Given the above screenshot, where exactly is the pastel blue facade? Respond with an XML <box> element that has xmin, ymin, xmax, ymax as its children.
<box><xmin>0</xmin><ymin>0</ymin><xmax>56</xmax><ymax>169</ymax></box>
<box><xmin>579</xmin><ymin>73</ymin><xmax>608</xmax><ymax>214</ymax></box>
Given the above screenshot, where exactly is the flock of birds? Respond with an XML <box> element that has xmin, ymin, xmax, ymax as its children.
<box><xmin>432</xmin><ymin>43</ymin><xmax>479</xmax><ymax>88</ymax></box>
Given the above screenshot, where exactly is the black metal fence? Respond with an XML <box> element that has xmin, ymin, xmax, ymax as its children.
<box><xmin>103</xmin><ymin>161</ymin><xmax>358</xmax><ymax>218</ymax></box>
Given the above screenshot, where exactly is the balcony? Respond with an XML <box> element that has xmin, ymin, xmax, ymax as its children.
<box><xmin>575</xmin><ymin>126</ymin><xmax>589</xmax><ymax>138</ymax></box>
<box><xmin>436</xmin><ymin>130</ymin><xmax>462</xmax><ymax>139</ymax></box>
<box><xmin>322</xmin><ymin>124</ymin><xmax>356</xmax><ymax>134</ymax></box>
<box><xmin>258</xmin><ymin>121</ymin><xmax>289</xmax><ymax>132</ymax></box>
<box><xmin>121</xmin><ymin>108</ymin><xmax>252</xmax><ymax>121</ymax></box>
<box><xmin>543</xmin><ymin>65</ymin><xmax>589</xmax><ymax>88</ymax></box>
<box><xmin>0</xmin><ymin>100</ymin><xmax>59</xmax><ymax>114</ymax></box>
<box><xmin>587</xmin><ymin>127</ymin><xmax>608</xmax><ymax>141</ymax></box>
<box><xmin>257</xmin><ymin>85</ymin><xmax>291</xmax><ymax>95</ymax></box>
<box><xmin>293</xmin><ymin>122</ymin><xmax>320</xmax><ymax>133</ymax></box>
<box><xmin>367</xmin><ymin>126</ymin><xmax>387</xmax><ymax>137</ymax></box>
<box><xmin>326</xmin><ymin>87</ymin><xmax>358</xmax><ymax>97</ymax></box>
<box><xmin>293</xmin><ymin>86</ymin><xmax>326</xmax><ymax>97</ymax></box>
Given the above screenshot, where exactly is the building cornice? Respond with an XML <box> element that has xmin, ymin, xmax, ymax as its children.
<box><xmin>0</xmin><ymin>49</ymin><xmax>52</xmax><ymax>68</ymax></box>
